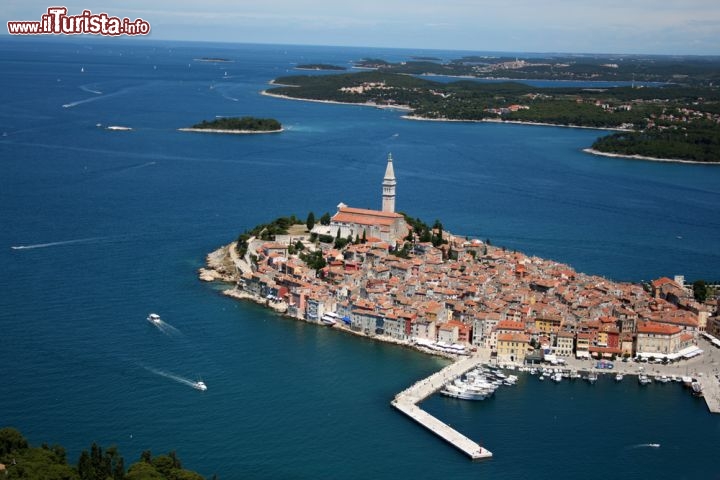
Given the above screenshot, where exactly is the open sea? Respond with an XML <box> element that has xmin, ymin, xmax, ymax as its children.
<box><xmin>1</xmin><ymin>38</ymin><xmax>719</xmax><ymax>479</ymax></box>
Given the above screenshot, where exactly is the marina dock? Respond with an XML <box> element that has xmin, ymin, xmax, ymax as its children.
<box><xmin>391</xmin><ymin>355</ymin><xmax>492</xmax><ymax>460</ymax></box>
<box><xmin>698</xmin><ymin>376</ymin><xmax>720</xmax><ymax>413</ymax></box>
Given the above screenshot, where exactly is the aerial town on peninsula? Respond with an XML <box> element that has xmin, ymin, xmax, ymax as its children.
<box><xmin>201</xmin><ymin>154</ymin><xmax>720</xmax><ymax>370</ymax></box>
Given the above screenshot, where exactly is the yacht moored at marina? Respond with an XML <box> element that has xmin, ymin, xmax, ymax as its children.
<box><xmin>615</xmin><ymin>373</ymin><xmax>624</xmax><ymax>382</ymax></box>
<box><xmin>440</xmin><ymin>383</ymin><xmax>488</xmax><ymax>401</ymax></box>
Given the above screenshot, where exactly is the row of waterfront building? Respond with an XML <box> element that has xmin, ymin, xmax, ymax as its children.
<box><xmin>210</xmin><ymin>154</ymin><xmax>718</xmax><ymax>364</ymax></box>
<box><xmin>236</xmin><ymin>230</ymin><xmax>717</xmax><ymax>364</ymax></box>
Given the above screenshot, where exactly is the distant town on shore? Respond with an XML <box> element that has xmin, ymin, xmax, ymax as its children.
<box><xmin>265</xmin><ymin>54</ymin><xmax>720</xmax><ymax>163</ymax></box>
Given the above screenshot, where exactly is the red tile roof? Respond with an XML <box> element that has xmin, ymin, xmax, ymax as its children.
<box><xmin>332</xmin><ymin>207</ymin><xmax>403</xmax><ymax>227</ymax></box>
<box><xmin>496</xmin><ymin>320</ymin><xmax>526</xmax><ymax>331</ymax></box>
<box><xmin>637</xmin><ymin>321</ymin><xmax>682</xmax><ymax>335</ymax></box>
<box><xmin>497</xmin><ymin>332</ymin><xmax>530</xmax><ymax>343</ymax></box>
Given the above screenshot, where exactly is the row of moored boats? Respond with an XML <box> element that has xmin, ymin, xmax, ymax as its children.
<box><xmin>440</xmin><ymin>367</ymin><xmax>518</xmax><ymax>400</ymax></box>
<box><xmin>440</xmin><ymin>364</ymin><xmax>705</xmax><ymax>400</ymax></box>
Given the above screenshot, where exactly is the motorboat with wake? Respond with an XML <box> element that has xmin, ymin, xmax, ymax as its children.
<box><xmin>147</xmin><ymin>313</ymin><xmax>162</xmax><ymax>325</ymax></box>
<box><xmin>193</xmin><ymin>380</ymin><xmax>207</xmax><ymax>391</ymax></box>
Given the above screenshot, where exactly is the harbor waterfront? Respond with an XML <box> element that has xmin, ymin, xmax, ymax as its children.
<box><xmin>391</xmin><ymin>353</ymin><xmax>492</xmax><ymax>460</ymax></box>
<box><xmin>2</xmin><ymin>39</ymin><xmax>720</xmax><ymax>479</ymax></box>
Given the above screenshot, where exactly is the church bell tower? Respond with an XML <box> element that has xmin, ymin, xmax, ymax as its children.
<box><xmin>382</xmin><ymin>153</ymin><xmax>396</xmax><ymax>213</ymax></box>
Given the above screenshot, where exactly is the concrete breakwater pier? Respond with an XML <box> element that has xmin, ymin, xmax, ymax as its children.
<box><xmin>699</xmin><ymin>376</ymin><xmax>720</xmax><ymax>413</ymax></box>
<box><xmin>391</xmin><ymin>354</ymin><xmax>493</xmax><ymax>460</ymax></box>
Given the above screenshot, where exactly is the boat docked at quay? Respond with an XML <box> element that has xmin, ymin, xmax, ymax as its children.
<box><xmin>615</xmin><ymin>373</ymin><xmax>624</xmax><ymax>382</ymax></box>
<box><xmin>320</xmin><ymin>312</ymin><xmax>339</xmax><ymax>326</ymax></box>
<box><xmin>439</xmin><ymin>366</ymin><xmax>514</xmax><ymax>401</ymax></box>
<box><xmin>638</xmin><ymin>374</ymin><xmax>652</xmax><ymax>385</ymax></box>
<box><xmin>440</xmin><ymin>383</ymin><xmax>490</xmax><ymax>401</ymax></box>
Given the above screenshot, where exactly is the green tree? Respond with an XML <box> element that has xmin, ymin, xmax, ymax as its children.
<box><xmin>0</xmin><ymin>427</ymin><xmax>29</xmax><ymax>456</ymax></box>
<box><xmin>693</xmin><ymin>279</ymin><xmax>708</xmax><ymax>303</ymax></box>
<box><xmin>306</xmin><ymin>212</ymin><xmax>315</xmax><ymax>231</ymax></box>
<box><xmin>140</xmin><ymin>450</ymin><xmax>152</xmax><ymax>464</ymax></box>
<box><xmin>125</xmin><ymin>462</ymin><xmax>165</xmax><ymax>480</ymax></box>
<box><xmin>320</xmin><ymin>212</ymin><xmax>331</xmax><ymax>225</ymax></box>
<box><xmin>431</xmin><ymin>219</ymin><xmax>445</xmax><ymax>247</ymax></box>
<box><xmin>300</xmin><ymin>250</ymin><xmax>327</xmax><ymax>271</ymax></box>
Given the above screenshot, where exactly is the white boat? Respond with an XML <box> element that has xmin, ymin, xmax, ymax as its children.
<box><xmin>463</xmin><ymin>375</ymin><xmax>498</xmax><ymax>392</ymax></box>
<box><xmin>586</xmin><ymin>372</ymin><xmax>598</xmax><ymax>384</ymax></box>
<box><xmin>147</xmin><ymin>313</ymin><xmax>162</xmax><ymax>325</ymax></box>
<box><xmin>321</xmin><ymin>312</ymin><xmax>339</xmax><ymax>326</ymax></box>
<box><xmin>552</xmin><ymin>373</ymin><xmax>563</xmax><ymax>383</ymax></box>
<box><xmin>615</xmin><ymin>373</ymin><xmax>624</xmax><ymax>382</ymax></box>
<box><xmin>440</xmin><ymin>383</ymin><xmax>487</xmax><ymax>401</ymax></box>
<box><xmin>638</xmin><ymin>374</ymin><xmax>652</xmax><ymax>385</ymax></box>
<box><xmin>193</xmin><ymin>381</ymin><xmax>208</xmax><ymax>391</ymax></box>
<box><xmin>691</xmin><ymin>381</ymin><xmax>703</xmax><ymax>397</ymax></box>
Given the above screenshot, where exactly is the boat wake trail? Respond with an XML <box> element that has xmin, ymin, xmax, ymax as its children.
<box><xmin>63</xmin><ymin>97</ymin><xmax>102</xmax><ymax>108</ymax></box>
<box><xmin>149</xmin><ymin>318</ymin><xmax>181</xmax><ymax>337</ymax></box>
<box><xmin>130</xmin><ymin>161</ymin><xmax>156</xmax><ymax>170</ymax></box>
<box><xmin>11</xmin><ymin>236</ymin><xmax>110</xmax><ymax>250</ymax></box>
<box><xmin>80</xmin><ymin>85</ymin><xmax>103</xmax><ymax>95</ymax></box>
<box><xmin>62</xmin><ymin>86</ymin><xmax>131</xmax><ymax>108</ymax></box>
<box><xmin>144</xmin><ymin>366</ymin><xmax>198</xmax><ymax>389</ymax></box>
<box><xmin>628</xmin><ymin>443</ymin><xmax>661</xmax><ymax>449</ymax></box>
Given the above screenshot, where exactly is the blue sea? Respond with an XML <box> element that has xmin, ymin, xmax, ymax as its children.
<box><xmin>1</xmin><ymin>37</ymin><xmax>719</xmax><ymax>479</ymax></box>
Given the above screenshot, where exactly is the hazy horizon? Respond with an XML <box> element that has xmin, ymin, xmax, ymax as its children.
<box><xmin>3</xmin><ymin>1</ymin><xmax>719</xmax><ymax>56</ymax></box>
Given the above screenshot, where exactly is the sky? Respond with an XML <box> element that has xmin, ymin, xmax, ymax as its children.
<box><xmin>3</xmin><ymin>0</ymin><xmax>720</xmax><ymax>55</ymax></box>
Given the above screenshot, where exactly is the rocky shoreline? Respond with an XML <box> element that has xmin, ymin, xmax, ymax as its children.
<box><xmin>582</xmin><ymin>148</ymin><xmax>719</xmax><ymax>165</ymax></box>
<box><xmin>178</xmin><ymin>127</ymin><xmax>283</xmax><ymax>134</ymax></box>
